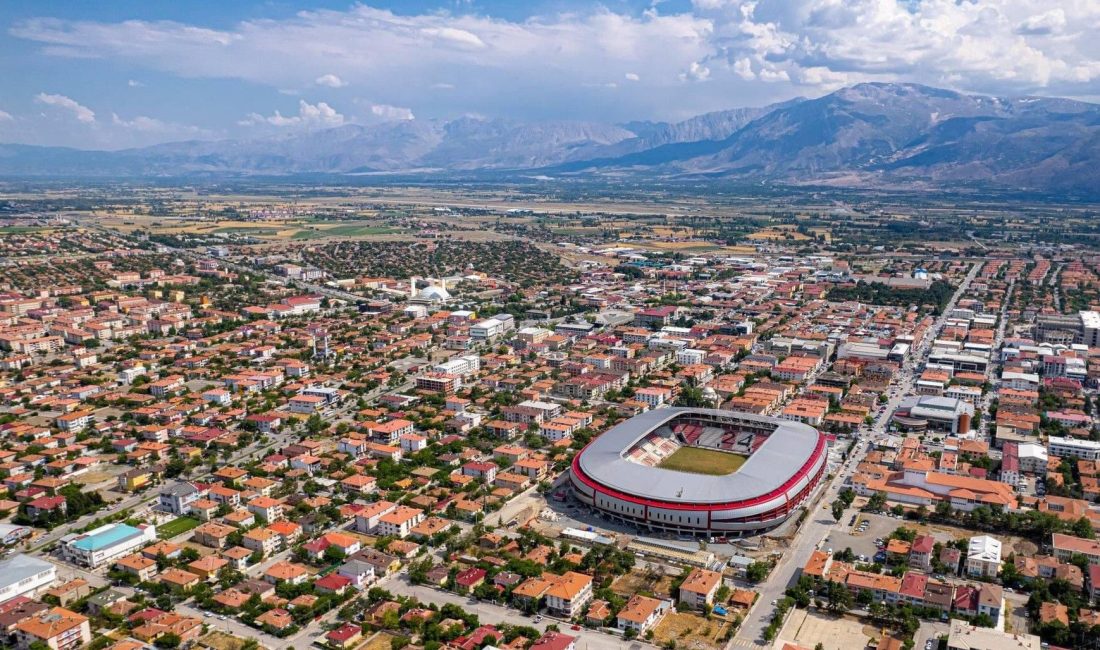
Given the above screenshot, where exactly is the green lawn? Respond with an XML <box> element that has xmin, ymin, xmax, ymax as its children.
<box><xmin>157</xmin><ymin>516</ymin><xmax>200</xmax><ymax>538</ymax></box>
<box><xmin>657</xmin><ymin>446</ymin><xmax>747</xmax><ymax>476</ymax></box>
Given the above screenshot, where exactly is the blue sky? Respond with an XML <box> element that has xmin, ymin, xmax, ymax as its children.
<box><xmin>1</xmin><ymin>0</ymin><xmax>1096</xmax><ymax>149</ymax></box>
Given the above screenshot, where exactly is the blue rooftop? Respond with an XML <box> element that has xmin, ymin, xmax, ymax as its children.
<box><xmin>71</xmin><ymin>523</ymin><xmax>143</xmax><ymax>551</ymax></box>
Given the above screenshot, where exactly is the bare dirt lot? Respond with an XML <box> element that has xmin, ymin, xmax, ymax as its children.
<box><xmin>652</xmin><ymin>611</ymin><xmax>733</xmax><ymax>650</ymax></box>
<box><xmin>779</xmin><ymin>609</ymin><xmax>880</xmax><ymax>650</ymax></box>
<box><xmin>611</xmin><ymin>568</ymin><xmax>677</xmax><ymax>600</ymax></box>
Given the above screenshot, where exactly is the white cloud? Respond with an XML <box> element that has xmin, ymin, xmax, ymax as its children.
<box><xmin>8</xmin><ymin>1</ymin><xmax>1100</xmax><ymax>129</ymax></box>
<box><xmin>691</xmin><ymin>0</ymin><xmax>1100</xmax><ymax>95</ymax></box>
<box><xmin>369</xmin><ymin>104</ymin><xmax>415</xmax><ymax>121</ymax></box>
<box><xmin>732</xmin><ymin>57</ymin><xmax>754</xmax><ymax>80</ymax></box>
<box><xmin>10</xmin><ymin>6</ymin><xmax>716</xmax><ymax>121</ymax></box>
<box><xmin>315</xmin><ymin>73</ymin><xmax>347</xmax><ymax>88</ymax></box>
<box><xmin>127</xmin><ymin>79</ymin><xmax>143</xmax><ymax>87</ymax></box>
<box><xmin>419</xmin><ymin>27</ymin><xmax>486</xmax><ymax>50</ymax></box>
<box><xmin>34</xmin><ymin>92</ymin><xmax>95</xmax><ymax>123</ymax></box>
<box><xmin>680</xmin><ymin>61</ymin><xmax>710</xmax><ymax>82</ymax></box>
<box><xmin>0</xmin><ymin>109</ymin><xmax>12</xmax><ymax>121</ymax></box>
<box><xmin>240</xmin><ymin>100</ymin><xmax>345</xmax><ymax>128</ymax></box>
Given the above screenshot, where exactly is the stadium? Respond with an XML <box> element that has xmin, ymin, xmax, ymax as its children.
<box><xmin>570</xmin><ymin>407</ymin><xmax>828</xmax><ymax>536</ymax></box>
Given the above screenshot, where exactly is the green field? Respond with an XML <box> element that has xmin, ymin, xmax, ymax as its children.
<box><xmin>157</xmin><ymin>516</ymin><xmax>200</xmax><ymax>538</ymax></box>
<box><xmin>291</xmin><ymin>224</ymin><xmax>400</xmax><ymax>239</ymax></box>
<box><xmin>657</xmin><ymin>446</ymin><xmax>747</xmax><ymax>476</ymax></box>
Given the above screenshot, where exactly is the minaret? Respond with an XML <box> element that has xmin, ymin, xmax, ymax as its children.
<box><xmin>410</xmin><ymin>277</ymin><xmax>417</xmax><ymax>298</ymax></box>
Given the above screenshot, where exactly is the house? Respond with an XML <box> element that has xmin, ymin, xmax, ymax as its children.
<box><xmin>377</xmin><ymin>506</ymin><xmax>425</xmax><ymax>539</ymax></box>
<box><xmin>159</xmin><ymin>568</ymin><xmax>201</xmax><ymax>593</ymax></box>
<box><xmin>242</xmin><ymin>528</ymin><xmax>280</xmax><ymax>557</ymax></box>
<box><xmin>455</xmin><ymin>567</ymin><xmax>487</xmax><ymax>592</ymax></box>
<box><xmin>678</xmin><ymin>568</ymin><xmax>721</xmax><ymax>610</ymax></box>
<box><xmin>326</xmin><ymin>623</ymin><xmax>362</xmax><ymax>649</ymax></box>
<box><xmin>246</xmin><ymin>496</ymin><xmax>283</xmax><ymax>523</ymax></box>
<box><xmin>158</xmin><ymin>482</ymin><xmax>204</xmax><ymax>515</ymax></box>
<box><xmin>909</xmin><ymin>535</ymin><xmax>935</xmax><ymax>572</ymax></box>
<box><xmin>336</xmin><ymin>559</ymin><xmax>376</xmax><ymax>589</ymax></box>
<box><xmin>255</xmin><ymin>608</ymin><xmax>294</xmax><ymax>633</ymax></box>
<box><xmin>264</xmin><ymin>561</ymin><xmax>309</xmax><ymax>585</ymax></box>
<box><xmin>115</xmin><ymin>554</ymin><xmax>158</xmax><ymax>583</ymax></box>
<box><xmin>977</xmin><ymin>583</ymin><xmax>1003</xmax><ymax>622</ymax></box>
<box><xmin>616</xmin><ymin>594</ymin><xmax>668</xmax><ymax>635</ymax></box>
<box><xmin>14</xmin><ymin>606</ymin><xmax>91</xmax><ymax>650</ymax></box>
<box><xmin>544</xmin><ymin>572</ymin><xmax>593</xmax><ymax>618</ymax></box>
<box><xmin>530</xmin><ymin>632</ymin><xmax>576</xmax><ymax>650</ymax></box>
<box><xmin>354</xmin><ymin>500</ymin><xmax>396</xmax><ymax>533</ymax></box>
<box><xmin>303</xmin><ymin>532</ymin><xmax>361</xmax><ymax>561</ymax></box>
<box><xmin>315</xmin><ymin>573</ymin><xmax>353</xmax><ymax>595</ymax></box>
<box><xmin>191</xmin><ymin>522</ymin><xmax>234</xmax><ymax>549</ymax></box>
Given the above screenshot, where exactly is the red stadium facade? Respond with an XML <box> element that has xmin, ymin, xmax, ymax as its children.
<box><xmin>569</xmin><ymin>408</ymin><xmax>828</xmax><ymax>536</ymax></box>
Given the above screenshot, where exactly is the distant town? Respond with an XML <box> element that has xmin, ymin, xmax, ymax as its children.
<box><xmin>0</xmin><ymin>185</ymin><xmax>1096</xmax><ymax>650</ymax></box>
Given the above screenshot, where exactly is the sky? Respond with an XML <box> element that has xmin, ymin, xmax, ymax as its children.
<box><xmin>1</xmin><ymin>0</ymin><xmax>1097</xmax><ymax>150</ymax></box>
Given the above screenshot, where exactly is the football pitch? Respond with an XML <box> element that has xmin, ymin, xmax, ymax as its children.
<box><xmin>657</xmin><ymin>446</ymin><xmax>747</xmax><ymax>476</ymax></box>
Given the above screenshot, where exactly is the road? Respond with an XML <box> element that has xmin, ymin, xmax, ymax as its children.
<box><xmin>30</xmin><ymin>432</ymin><xmax>285</xmax><ymax>553</ymax></box>
<box><xmin>387</xmin><ymin>577</ymin><xmax>633</xmax><ymax>650</ymax></box>
<box><xmin>731</xmin><ymin>262</ymin><xmax>980</xmax><ymax>647</ymax></box>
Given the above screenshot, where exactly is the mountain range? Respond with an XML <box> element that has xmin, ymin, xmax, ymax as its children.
<box><xmin>1</xmin><ymin>83</ymin><xmax>1097</xmax><ymax>193</ymax></box>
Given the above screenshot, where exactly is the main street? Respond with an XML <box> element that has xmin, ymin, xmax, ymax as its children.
<box><xmin>730</xmin><ymin>262</ymin><xmax>980</xmax><ymax>647</ymax></box>
<box><xmin>386</xmin><ymin>577</ymin><xmax>637</xmax><ymax>650</ymax></box>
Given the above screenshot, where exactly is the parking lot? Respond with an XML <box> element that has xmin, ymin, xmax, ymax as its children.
<box><xmin>822</xmin><ymin>512</ymin><xmax>907</xmax><ymax>563</ymax></box>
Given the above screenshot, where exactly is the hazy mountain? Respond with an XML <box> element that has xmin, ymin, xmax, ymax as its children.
<box><xmin>562</xmin><ymin>83</ymin><xmax>1100</xmax><ymax>192</ymax></box>
<box><xmin>1</xmin><ymin>83</ymin><xmax>1097</xmax><ymax>193</ymax></box>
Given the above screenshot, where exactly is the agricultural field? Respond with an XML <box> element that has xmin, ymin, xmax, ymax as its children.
<box><xmin>657</xmin><ymin>447</ymin><xmax>747</xmax><ymax>476</ymax></box>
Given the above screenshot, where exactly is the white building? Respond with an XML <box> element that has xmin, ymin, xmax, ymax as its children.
<box><xmin>433</xmin><ymin>355</ymin><xmax>480</xmax><ymax>377</ymax></box>
<box><xmin>0</xmin><ymin>554</ymin><xmax>57</xmax><ymax>603</ymax></box>
<box><xmin>675</xmin><ymin>349</ymin><xmax>705</xmax><ymax>366</ymax></box>
<box><xmin>61</xmin><ymin>523</ymin><xmax>157</xmax><ymax>568</ymax></box>
<box><xmin>966</xmin><ymin>535</ymin><xmax>1003</xmax><ymax>578</ymax></box>
<box><xmin>470</xmin><ymin>318</ymin><xmax>506</xmax><ymax>341</ymax></box>
<box><xmin>376</xmin><ymin>506</ymin><xmax>425</xmax><ymax>539</ymax></box>
<box><xmin>1048</xmin><ymin>436</ymin><xmax>1100</xmax><ymax>461</ymax></box>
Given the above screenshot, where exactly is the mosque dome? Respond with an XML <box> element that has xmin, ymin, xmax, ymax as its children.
<box><xmin>418</xmin><ymin>285</ymin><xmax>451</xmax><ymax>301</ymax></box>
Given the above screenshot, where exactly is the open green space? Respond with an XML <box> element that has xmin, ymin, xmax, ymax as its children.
<box><xmin>291</xmin><ymin>224</ymin><xmax>400</xmax><ymax>239</ymax></box>
<box><xmin>156</xmin><ymin>516</ymin><xmax>200</xmax><ymax>538</ymax></box>
<box><xmin>657</xmin><ymin>446</ymin><xmax>747</xmax><ymax>476</ymax></box>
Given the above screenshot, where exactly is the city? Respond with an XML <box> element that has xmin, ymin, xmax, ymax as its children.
<box><xmin>1</xmin><ymin>2</ymin><xmax>1099</xmax><ymax>650</ymax></box>
<box><xmin>0</xmin><ymin>190</ymin><xmax>1095</xmax><ymax>650</ymax></box>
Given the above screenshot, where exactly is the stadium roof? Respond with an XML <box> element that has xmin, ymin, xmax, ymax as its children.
<box><xmin>575</xmin><ymin>407</ymin><xmax>822</xmax><ymax>505</ymax></box>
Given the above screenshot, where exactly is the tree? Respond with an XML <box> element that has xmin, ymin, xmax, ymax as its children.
<box><xmin>675</xmin><ymin>384</ymin><xmax>713</xmax><ymax>408</ymax></box>
<box><xmin>154</xmin><ymin>633</ymin><xmax>181</xmax><ymax>649</ymax></box>
<box><xmin>745</xmin><ymin>561</ymin><xmax>770</xmax><ymax>584</ymax></box>
<box><xmin>831</xmin><ymin>500</ymin><xmax>846</xmax><ymax>522</ymax></box>
<box><xmin>824</xmin><ymin>581</ymin><xmax>853</xmax><ymax>614</ymax></box>
<box><xmin>866</xmin><ymin>491</ymin><xmax>887</xmax><ymax>512</ymax></box>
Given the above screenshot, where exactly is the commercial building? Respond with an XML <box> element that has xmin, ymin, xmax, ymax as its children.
<box><xmin>892</xmin><ymin>396</ymin><xmax>974</xmax><ymax>435</ymax></box>
<box><xmin>945</xmin><ymin>619</ymin><xmax>1039</xmax><ymax>650</ymax></box>
<box><xmin>61</xmin><ymin>523</ymin><xmax>157</xmax><ymax>568</ymax></box>
<box><xmin>0</xmin><ymin>555</ymin><xmax>57</xmax><ymax>604</ymax></box>
<box><xmin>1047</xmin><ymin>436</ymin><xmax>1100</xmax><ymax>461</ymax></box>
